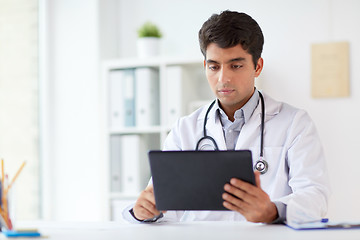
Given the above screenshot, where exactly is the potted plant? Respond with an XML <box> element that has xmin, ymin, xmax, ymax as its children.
<box><xmin>137</xmin><ymin>21</ymin><xmax>162</xmax><ymax>58</ymax></box>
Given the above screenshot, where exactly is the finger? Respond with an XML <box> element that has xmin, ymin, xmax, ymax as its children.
<box><xmin>144</xmin><ymin>185</ymin><xmax>166</xmax><ymax>214</ymax></box>
<box><xmin>254</xmin><ymin>171</ymin><xmax>261</xmax><ymax>188</ymax></box>
<box><xmin>223</xmin><ymin>201</ymin><xmax>237</xmax><ymax>211</ymax></box>
<box><xmin>222</xmin><ymin>192</ymin><xmax>250</xmax><ymax>209</ymax></box>
<box><xmin>140</xmin><ymin>199</ymin><xmax>160</xmax><ymax>215</ymax></box>
<box><xmin>223</xmin><ymin>199</ymin><xmax>247</xmax><ymax>214</ymax></box>
<box><xmin>133</xmin><ymin>185</ymin><xmax>160</xmax><ymax>220</ymax></box>
<box><xmin>134</xmin><ymin>198</ymin><xmax>160</xmax><ymax>220</ymax></box>
<box><xmin>224</xmin><ymin>183</ymin><xmax>246</xmax><ymax>200</ymax></box>
<box><xmin>145</xmin><ymin>184</ymin><xmax>154</xmax><ymax>193</ymax></box>
<box><xmin>134</xmin><ymin>205</ymin><xmax>157</xmax><ymax>220</ymax></box>
<box><xmin>229</xmin><ymin>178</ymin><xmax>260</xmax><ymax>197</ymax></box>
<box><xmin>141</xmin><ymin>185</ymin><xmax>157</xmax><ymax>205</ymax></box>
<box><xmin>143</xmin><ymin>189</ymin><xmax>156</xmax><ymax>205</ymax></box>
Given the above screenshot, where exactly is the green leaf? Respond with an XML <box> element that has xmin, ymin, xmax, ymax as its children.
<box><xmin>137</xmin><ymin>22</ymin><xmax>162</xmax><ymax>38</ymax></box>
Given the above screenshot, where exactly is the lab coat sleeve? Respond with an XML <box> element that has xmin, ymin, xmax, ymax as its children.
<box><xmin>122</xmin><ymin>203</ymin><xmax>140</xmax><ymax>223</ymax></box>
<box><xmin>281</xmin><ymin>110</ymin><xmax>331</xmax><ymax>224</ymax></box>
<box><xmin>122</xmin><ymin>202</ymin><xmax>185</xmax><ymax>223</ymax></box>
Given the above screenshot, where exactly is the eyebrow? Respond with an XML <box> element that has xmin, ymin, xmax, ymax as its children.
<box><xmin>206</xmin><ymin>57</ymin><xmax>246</xmax><ymax>64</ymax></box>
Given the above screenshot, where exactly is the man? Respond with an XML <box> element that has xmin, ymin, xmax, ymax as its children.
<box><xmin>123</xmin><ymin>10</ymin><xmax>330</xmax><ymax>224</ymax></box>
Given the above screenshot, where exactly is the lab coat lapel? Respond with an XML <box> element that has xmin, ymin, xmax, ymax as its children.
<box><xmin>235</xmin><ymin>93</ymin><xmax>280</xmax><ymax>149</ymax></box>
<box><xmin>235</xmin><ymin>104</ymin><xmax>262</xmax><ymax>149</ymax></box>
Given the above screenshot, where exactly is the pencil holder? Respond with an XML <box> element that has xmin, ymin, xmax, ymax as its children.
<box><xmin>0</xmin><ymin>160</ymin><xmax>26</xmax><ymax>231</ymax></box>
<box><xmin>0</xmin><ymin>180</ymin><xmax>14</xmax><ymax>231</ymax></box>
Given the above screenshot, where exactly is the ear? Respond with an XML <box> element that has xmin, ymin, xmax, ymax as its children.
<box><xmin>203</xmin><ymin>59</ymin><xmax>206</xmax><ymax>68</ymax></box>
<box><xmin>254</xmin><ymin>57</ymin><xmax>263</xmax><ymax>78</ymax></box>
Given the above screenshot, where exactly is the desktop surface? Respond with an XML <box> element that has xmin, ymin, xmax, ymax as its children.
<box><xmin>5</xmin><ymin>221</ymin><xmax>360</xmax><ymax>240</ymax></box>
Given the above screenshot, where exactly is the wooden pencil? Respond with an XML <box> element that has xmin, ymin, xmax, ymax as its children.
<box><xmin>4</xmin><ymin>161</ymin><xmax>26</xmax><ymax>196</ymax></box>
<box><xmin>0</xmin><ymin>209</ymin><xmax>9</xmax><ymax>229</ymax></box>
<box><xmin>1</xmin><ymin>159</ymin><xmax>4</xmax><ymax>212</ymax></box>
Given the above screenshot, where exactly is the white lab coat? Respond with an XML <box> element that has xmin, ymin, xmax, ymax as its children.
<box><xmin>123</xmin><ymin>93</ymin><xmax>330</xmax><ymax>224</ymax></box>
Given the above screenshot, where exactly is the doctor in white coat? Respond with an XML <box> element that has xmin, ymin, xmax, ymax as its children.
<box><xmin>124</xmin><ymin>10</ymin><xmax>330</xmax><ymax>224</ymax></box>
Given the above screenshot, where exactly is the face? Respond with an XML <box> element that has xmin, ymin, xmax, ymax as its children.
<box><xmin>205</xmin><ymin>43</ymin><xmax>263</xmax><ymax>116</ymax></box>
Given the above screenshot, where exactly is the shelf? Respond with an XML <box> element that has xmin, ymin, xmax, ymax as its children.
<box><xmin>109</xmin><ymin>126</ymin><xmax>167</xmax><ymax>135</ymax></box>
<box><xmin>103</xmin><ymin>56</ymin><xmax>203</xmax><ymax>70</ymax></box>
<box><xmin>110</xmin><ymin>192</ymin><xmax>139</xmax><ymax>200</ymax></box>
<box><xmin>102</xmin><ymin>55</ymin><xmax>212</xmax><ymax>220</ymax></box>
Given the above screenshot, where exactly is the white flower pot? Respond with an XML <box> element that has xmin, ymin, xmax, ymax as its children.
<box><xmin>137</xmin><ymin>37</ymin><xmax>160</xmax><ymax>59</ymax></box>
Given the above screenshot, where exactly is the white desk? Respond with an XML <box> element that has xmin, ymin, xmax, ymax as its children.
<box><xmin>5</xmin><ymin>221</ymin><xmax>360</xmax><ymax>240</ymax></box>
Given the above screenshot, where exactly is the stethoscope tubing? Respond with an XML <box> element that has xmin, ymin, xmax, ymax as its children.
<box><xmin>195</xmin><ymin>91</ymin><xmax>268</xmax><ymax>174</ymax></box>
<box><xmin>259</xmin><ymin>91</ymin><xmax>265</xmax><ymax>158</ymax></box>
<box><xmin>195</xmin><ymin>100</ymin><xmax>218</xmax><ymax>151</ymax></box>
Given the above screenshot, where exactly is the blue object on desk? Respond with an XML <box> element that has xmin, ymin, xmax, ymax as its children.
<box><xmin>2</xmin><ymin>230</ymin><xmax>41</xmax><ymax>238</ymax></box>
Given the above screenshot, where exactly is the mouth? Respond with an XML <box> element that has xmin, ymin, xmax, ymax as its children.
<box><xmin>218</xmin><ymin>89</ymin><xmax>235</xmax><ymax>95</ymax></box>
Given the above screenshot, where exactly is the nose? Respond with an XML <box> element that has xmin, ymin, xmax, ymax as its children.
<box><xmin>218</xmin><ymin>67</ymin><xmax>230</xmax><ymax>83</ymax></box>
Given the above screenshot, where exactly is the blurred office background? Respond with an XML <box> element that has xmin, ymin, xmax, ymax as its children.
<box><xmin>0</xmin><ymin>0</ymin><xmax>359</xmax><ymax>221</ymax></box>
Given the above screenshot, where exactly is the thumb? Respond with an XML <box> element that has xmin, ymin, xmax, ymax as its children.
<box><xmin>145</xmin><ymin>184</ymin><xmax>154</xmax><ymax>192</ymax></box>
<box><xmin>254</xmin><ymin>171</ymin><xmax>261</xmax><ymax>188</ymax></box>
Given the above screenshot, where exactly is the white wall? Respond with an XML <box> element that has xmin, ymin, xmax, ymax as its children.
<box><xmin>41</xmin><ymin>0</ymin><xmax>103</xmax><ymax>220</ymax></box>
<box><xmin>42</xmin><ymin>0</ymin><xmax>360</xmax><ymax>221</ymax></box>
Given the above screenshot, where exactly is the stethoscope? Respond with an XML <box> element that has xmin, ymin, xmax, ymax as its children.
<box><xmin>195</xmin><ymin>91</ymin><xmax>269</xmax><ymax>174</ymax></box>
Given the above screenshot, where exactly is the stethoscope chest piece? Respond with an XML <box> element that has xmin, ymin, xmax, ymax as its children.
<box><xmin>254</xmin><ymin>157</ymin><xmax>268</xmax><ymax>174</ymax></box>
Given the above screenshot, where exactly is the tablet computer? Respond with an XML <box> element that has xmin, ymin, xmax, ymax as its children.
<box><xmin>148</xmin><ymin>150</ymin><xmax>255</xmax><ymax>211</ymax></box>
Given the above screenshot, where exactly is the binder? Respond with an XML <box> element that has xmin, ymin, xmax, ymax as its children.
<box><xmin>110</xmin><ymin>135</ymin><xmax>122</xmax><ymax>192</ymax></box>
<box><xmin>108</xmin><ymin>69</ymin><xmax>136</xmax><ymax>128</ymax></box>
<box><xmin>123</xmin><ymin>69</ymin><xmax>136</xmax><ymax>127</ymax></box>
<box><xmin>108</xmin><ymin>70</ymin><xmax>124</xmax><ymax>128</ymax></box>
<box><xmin>120</xmin><ymin>135</ymin><xmax>152</xmax><ymax>194</ymax></box>
<box><xmin>121</xmin><ymin>135</ymin><xmax>140</xmax><ymax>194</ymax></box>
<box><xmin>120</xmin><ymin>134</ymin><xmax>159</xmax><ymax>194</ymax></box>
<box><xmin>135</xmin><ymin>68</ymin><xmax>160</xmax><ymax>127</ymax></box>
<box><xmin>165</xmin><ymin>66</ymin><xmax>182</xmax><ymax>127</ymax></box>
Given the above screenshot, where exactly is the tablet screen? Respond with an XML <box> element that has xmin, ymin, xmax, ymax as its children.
<box><xmin>148</xmin><ymin>150</ymin><xmax>255</xmax><ymax>211</ymax></box>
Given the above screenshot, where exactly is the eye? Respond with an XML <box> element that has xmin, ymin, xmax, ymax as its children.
<box><xmin>232</xmin><ymin>64</ymin><xmax>243</xmax><ymax>69</ymax></box>
<box><xmin>208</xmin><ymin>65</ymin><xmax>219</xmax><ymax>71</ymax></box>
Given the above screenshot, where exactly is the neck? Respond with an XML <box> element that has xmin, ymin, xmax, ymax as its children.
<box><xmin>219</xmin><ymin>92</ymin><xmax>255</xmax><ymax>122</ymax></box>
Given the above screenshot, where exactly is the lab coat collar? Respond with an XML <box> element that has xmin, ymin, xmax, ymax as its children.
<box><xmin>198</xmin><ymin>91</ymin><xmax>281</xmax><ymax>122</ymax></box>
<box><xmin>198</xmin><ymin>91</ymin><xmax>281</xmax><ymax>150</ymax></box>
<box><xmin>214</xmin><ymin>89</ymin><xmax>260</xmax><ymax>125</ymax></box>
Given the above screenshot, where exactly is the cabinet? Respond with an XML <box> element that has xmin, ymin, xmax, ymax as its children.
<box><xmin>101</xmin><ymin>56</ymin><xmax>214</xmax><ymax>220</ymax></box>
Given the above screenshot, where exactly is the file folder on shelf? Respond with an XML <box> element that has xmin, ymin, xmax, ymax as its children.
<box><xmin>120</xmin><ymin>134</ymin><xmax>158</xmax><ymax>194</ymax></box>
<box><xmin>165</xmin><ymin>66</ymin><xmax>182</xmax><ymax>127</ymax></box>
<box><xmin>110</xmin><ymin>135</ymin><xmax>122</xmax><ymax>192</ymax></box>
<box><xmin>108</xmin><ymin>69</ymin><xmax>136</xmax><ymax>128</ymax></box>
<box><xmin>135</xmin><ymin>67</ymin><xmax>160</xmax><ymax>127</ymax></box>
<box><xmin>109</xmin><ymin>70</ymin><xmax>124</xmax><ymax>128</ymax></box>
<box><xmin>123</xmin><ymin>69</ymin><xmax>136</xmax><ymax>127</ymax></box>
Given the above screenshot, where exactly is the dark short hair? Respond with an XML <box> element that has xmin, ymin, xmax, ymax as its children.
<box><xmin>198</xmin><ymin>10</ymin><xmax>264</xmax><ymax>68</ymax></box>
